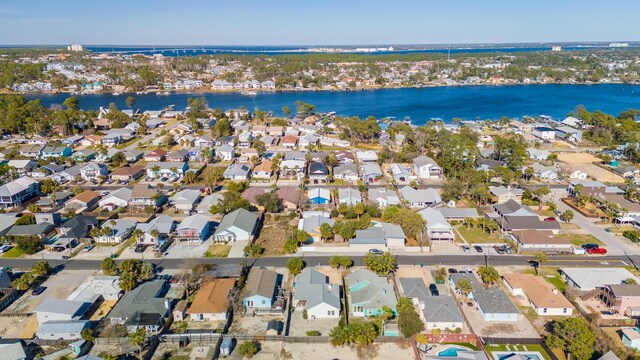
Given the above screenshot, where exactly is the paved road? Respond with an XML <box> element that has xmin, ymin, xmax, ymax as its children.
<box><xmin>551</xmin><ymin>189</ymin><xmax>638</xmax><ymax>256</ymax></box>
<box><xmin>1</xmin><ymin>254</ymin><xmax>636</xmax><ymax>271</ymax></box>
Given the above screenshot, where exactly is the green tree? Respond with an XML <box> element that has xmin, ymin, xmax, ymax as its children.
<box><xmin>62</xmin><ymin>96</ymin><xmax>80</xmax><ymax>111</ymax></box>
<box><xmin>364</xmin><ymin>252</ymin><xmax>396</xmax><ymax>275</ymax></box>
<box><xmin>119</xmin><ymin>271</ymin><xmax>138</xmax><ymax>291</ymax></box>
<box><xmin>396</xmin><ymin>297</ymin><xmax>424</xmax><ymax>337</ymax></box>
<box><xmin>125</xmin><ymin>96</ymin><xmax>136</xmax><ymax>109</ymax></box>
<box><xmin>456</xmin><ymin>279</ymin><xmax>473</xmax><ymax>296</ymax></box>
<box><xmin>545</xmin><ymin>318</ymin><xmax>595</xmax><ymax>360</ymax></box>
<box><xmin>16</xmin><ymin>237</ymin><xmax>42</xmax><ymax>254</ymax></box>
<box><xmin>255</xmin><ymin>192</ymin><xmax>283</xmax><ymax>213</ymax></box>
<box><xmin>81</xmin><ymin>327</ymin><xmax>95</xmax><ymax>343</ymax></box>
<box><xmin>31</xmin><ymin>260</ymin><xmax>51</xmax><ymax>277</ymax></box>
<box><xmin>129</xmin><ymin>327</ymin><xmax>147</xmax><ymax>360</ymax></box>
<box><xmin>101</xmin><ymin>257</ymin><xmax>118</xmax><ymax>275</ymax></box>
<box><xmin>286</xmin><ymin>257</ymin><xmax>304</xmax><ymax>276</ymax></box>
<box><xmin>40</xmin><ymin>178</ymin><xmax>61</xmax><ymax>195</ymax></box>
<box><xmin>319</xmin><ymin>223</ymin><xmax>333</xmax><ymax>242</ymax></box>
<box><xmin>244</xmin><ymin>243</ymin><xmax>265</xmax><ymax>257</ymax></box>
<box><xmin>238</xmin><ymin>341</ymin><xmax>258</xmax><ymax>359</ymax></box>
<box><xmin>210</xmin><ymin>191</ymin><xmax>253</xmax><ymax>215</ymax></box>
<box><xmin>329</xmin><ymin>255</ymin><xmax>352</xmax><ymax>269</ymax></box>
<box><xmin>533</xmin><ymin>253</ymin><xmax>548</xmax><ymax>275</ymax></box>
<box><xmin>477</xmin><ymin>266</ymin><xmax>500</xmax><ymax>284</ymax></box>
<box><xmin>561</xmin><ymin>209</ymin><xmax>574</xmax><ymax>222</ymax></box>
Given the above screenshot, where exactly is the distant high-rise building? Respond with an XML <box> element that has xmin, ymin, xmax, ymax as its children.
<box><xmin>551</xmin><ymin>45</ymin><xmax>562</xmax><ymax>52</ymax></box>
<box><xmin>67</xmin><ymin>44</ymin><xmax>84</xmax><ymax>52</ymax></box>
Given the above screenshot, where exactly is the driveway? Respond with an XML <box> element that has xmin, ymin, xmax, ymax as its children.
<box><xmin>552</xmin><ymin>189</ymin><xmax>638</xmax><ymax>256</ymax></box>
<box><xmin>228</xmin><ymin>240</ymin><xmax>248</xmax><ymax>258</ymax></box>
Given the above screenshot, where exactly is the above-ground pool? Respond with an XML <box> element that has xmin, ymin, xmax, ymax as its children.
<box><xmin>437</xmin><ymin>347</ymin><xmax>469</xmax><ymax>357</ymax></box>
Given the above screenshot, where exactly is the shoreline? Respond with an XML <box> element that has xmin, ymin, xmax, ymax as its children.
<box><xmin>2</xmin><ymin>80</ymin><xmax>635</xmax><ymax>97</ymax></box>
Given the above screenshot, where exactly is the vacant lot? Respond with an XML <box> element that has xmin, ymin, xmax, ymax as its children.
<box><xmin>556</xmin><ymin>152</ymin><xmax>600</xmax><ymax>164</ymax></box>
<box><xmin>456</xmin><ymin>226</ymin><xmax>504</xmax><ymax>244</ymax></box>
<box><xmin>556</xmin><ymin>233</ymin><xmax>602</xmax><ymax>246</ymax></box>
<box><xmin>204</xmin><ymin>244</ymin><xmax>231</xmax><ymax>258</ymax></box>
<box><xmin>561</xmin><ymin>163</ymin><xmax>625</xmax><ymax>184</ymax></box>
<box><xmin>254</xmin><ymin>215</ymin><xmax>297</xmax><ymax>256</ymax></box>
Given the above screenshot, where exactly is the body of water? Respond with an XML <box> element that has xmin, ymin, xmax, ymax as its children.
<box><xmin>23</xmin><ymin>84</ymin><xmax>640</xmax><ymax>125</ymax></box>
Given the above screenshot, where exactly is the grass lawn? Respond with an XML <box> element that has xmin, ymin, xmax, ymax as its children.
<box><xmin>2</xmin><ymin>247</ymin><xmax>24</xmax><ymax>258</ymax></box>
<box><xmin>556</xmin><ymin>233</ymin><xmax>602</xmax><ymax>246</ymax></box>
<box><xmin>204</xmin><ymin>244</ymin><xmax>231</xmax><ymax>258</ymax></box>
<box><xmin>455</xmin><ymin>226</ymin><xmax>504</xmax><ymax>244</ymax></box>
<box><xmin>114</xmin><ymin>236</ymin><xmax>137</xmax><ymax>256</ymax></box>
<box><xmin>484</xmin><ymin>344</ymin><xmax>552</xmax><ymax>360</ymax></box>
<box><xmin>520</xmin><ymin>267</ymin><xmax>566</xmax><ymax>292</ymax></box>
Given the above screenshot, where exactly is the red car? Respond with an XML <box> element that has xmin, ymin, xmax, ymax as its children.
<box><xmin>543</xmin><ymin>217</ymin><xmax>557</xmax><ymax>222</ymax></box>
<box><xmin>587</xmin><ymin>247</ymin><xmax>607</xmax><ymax>254</ymax></box>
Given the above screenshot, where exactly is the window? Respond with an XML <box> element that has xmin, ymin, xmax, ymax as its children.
<box><xmin>328</xmin><ymin>310</ymin><xmax>335</xmax><ymax>316</ymax></box>
<box><xmin>262</xmin><ymin>300</ymin><xmax>266</xmax><ymax>305</ymax></box>
<box><xmin>543</xmin><ymin>308</ymin><xmax>548</xmax><ymax>313</ymax></box>
<box><xmin>563</xmin><ymin>308</ymin><xmax>568</xmax><ymax>314</ymax></box>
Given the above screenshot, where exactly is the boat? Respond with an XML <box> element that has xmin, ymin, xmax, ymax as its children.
<box><xmin>241</xmin><ymin>90</ymin><xmax>257</xmax><ymax>96</ymax></box>
<box><xmin>112</xmin><ymin>92</ymin><xmax>122</xmax><ymax>96</ymax></box>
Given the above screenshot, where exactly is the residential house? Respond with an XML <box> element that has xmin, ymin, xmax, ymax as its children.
<box><xmin>40</xmin><ymin>146</ymin><xmax>72</xmax><ymax>159</ymax></box>
<box><xmin>196</xmin><ymin>193</ymin><xmax>224</xmax><ymax>214</ymax></box>
<box><xmin>419</xmin><ymin>208</ymin><xmax>454</xmax><ymax>241</ymax></box>
<box><xmin>336</xmin><ymin>151</ymin><xmax>355</xmax><ymax>164</ymax></box>
<box><xmin>569</xmin><ymin>170</ymin><xmax>588</xmax><ymax>180</ymax></box>
<box><xmin>0</xmin><ymin>177</ymin><xmax>40</xmax><ymax>208</ymax></box>
<box><xmin>64</xmin><ymin>190</ymin><xmax>101</xmax><ymax>211</ymax></box>
<box><xmin>187</xmin><ymin>279</ymin><xmax>235</xmax><ymax>321</ymax></box>
<box><xmin>346</xmin><ymin>269</ymin><xmax>397</xmax><ymax>318</ymax></box>
<box><xmin>146</xmin><ymin>162</ymin><xmax>188</xmax><ymax>179</ymax></box>
<box><xmin>19</xmin><ymin>144</ymin><xmax>44</xmax><ymax>159</ymax></box>
<box><xmin>533</xmin><ymin>126</ymin><xmax>556</xmax><ymax>140</ymax></box>
<box><xmin>124</xmin><ymin>149</ymin><xmax>143</xmax><ymax>163</ymax></box>
<box><xmin>213</xmin><ymin>208</ymin><xmax>259</xmax><ymax>242</ymax></box>
<box><xmin>81</xmin><ymin>135</ymin><xmax>102</xmax><ymax>147</ymax></box>
<box><xmin>494</xmin><ymin>200</ymin><xmax>561</xmax><ymax>232</ymax></box>
<box><xmin>413</xmin><ymin>155</ymin><xmax>442</xmax><ymax>179</ymax></box>
<box><xmin>449</xmin><ymin>273</ymin><xmax>519</xmax><ymax>322</ymax></box>
<box><xmin>503</xmin><ymin>273</ymin><xmax>573</xmax><ymax>316</ymax></box>
<box><xmin>67</xmin><ymin>276</ymin><xmax>122</xmax><ymax>302</ymax></box>
<box><xmin>144</xmin><ymin>149</ymin><xmax>167</xmax><ymax>162</ymax></box>
<box><xmin>175</xmin><ymin>214</ymin><xmax>211</xmax><ymax>242</ymax></box>
<box><xmin>53</xmin><ymin>164</ymin><xmax>82</xmax><ymax>183</ymax></box>
<box><xmin>399</xmin><ymin>278</ymin><xmax>463</xmax><ymax>331</ymax></box>
<box><xmin>489</xmin><ymin>186</ymin><xmax>524</xmax><ymax>204</ymax></box>
<box><xmin>7</xmin><ymin>160</ymin><xmax>37</xmax><ymax>176</ymax></box>
<box><xmin>93</xmin><ymin>219</ymin><xmax>136</xmax><ymax>243</ymax></box>
<box><xmin>309</xmin><ymin>162</ymin><xmax>329</xmax><ymax>184</ymax></box>
<box><xmin>560</xmin><ymin>268</ymin><xmax>639</xmax><ymax>291</ymax></box>
<box><xmin>129</xmin><ymin>184</ymin><xmax>165</xmax><ymax>209</ymax></box>
<box><xmin>242</xmin><ymin>268</ymin><xmax>283</xmax><ymax>310</ymax></box>
<box><xmin>216</xmin><ymin>144</ymin><xmax>235</xmax><ymax>161</ymax></box>
<box><xmin>568</xmin><ymin>180</ymin><xmax>607</xmax><ymax>197</ymax></box>
<box><xmin>109</xmin><ymin>165</ymin><xmax>145</xmax><ymax>182</ymax></box>
<box><xmin>107</xmin><ymin>280</ymin><xmax>170</xmax><ymax>333</ymax></box>
<box><xmin>72</xmin><ymin>149</ymin><xmax>96</xmax><ymax>162</ymax></box>
<box><xmin>333</xmin><ymin>164</ymin><xmax>358</xmax><ymax>182</ymax></box>
<box><xmin>338</xmin><ymin>187</ymin><xmax>362</xmax><ymax>205</ymax></box>
<box><xmin>298</xmin><ymin>211</ymin><xmax>334</xmax><ymax>243</ymax></box>
<box><xmin>367</xmin><ymin>188</ymin><xmax>400</xmax><ymax>207</ymax></box>
<box><xmin>476</xmin><ymin>158</ymin><xmax>506</xmax><ymax>172</ymax></box>
<box><xmin>238</xmin><ymin>132</ymin><xmax>252</xmax><ymax>148</ymax></box>
<box><xmin>356</xmin><ymin>150</ymin><xmax>378</xmax><ymax>163</ymax></box>
<box><xmin>527</xmin><ymin>148</ymin><xmax>551</xmax><ymax>161</ymax></box>
<box><xmin>169</xmin><ymin>189</ymin><xmax>201</xmax><ymax>212</ymax></box>
<box><xmin>36</xmin><ymin>320</ymin><xmax>90</xmax><ymax>340</ymax></box>
<box><xmin>97</xmin><ymin>187</ymin><xmax>132</xmax><ymax>210</ymax></box>
<box><xmin>293</xmin><ymin>268</ymin><xmax>341</xmax><ymax>319</ymax></box>
<box><xmin>166</xmin><ymin>149</ymin><xmax>189</xmax><ymax>162</ymax></box>
<box><xmin>223</xmin><ymin>164</ymin><xmax>251</xmax><ymax>180</ymax></box>
<box><xmin>281</xmin><ymin>134</ymin><xmax>298</xmax><ymax>148</ymax></box>
<box><xmin>238</xmin><ymin>148</ymin><xmax>259</xmax><ymax>163</ymax></box>
<box><xmin>621</xmin><ymin>328</ymin><xmax>640</xmax><ymax>350</ymax></box>
<box><xmin>276</xmin><ymin>187</ymin><xmax>301</xmax><ymax>210</ymax></box>
<box><xmin>34</xmin><ymin>298</ymin><xmax>92</xmax><ymax>325</ymax></box>
<box><xmin>399</xmin><ymin>186</ymin><xmax>442</xmax><ymax>208</ymax></box>
<box><xmin>194</xmin><ymin>134</ymin><xmax>215</xmax><ymax>147</ymax></box>
<box><xmin>437</xmin><ymin>207</ymin><xmax>480</xmax><ymax>220</ymax></box>
<box><xmin>308</xmin><ymin>187</ymin><xmax>331</xmax><ymax>205</ymax></box>
<box><xmin>0</xmin><ymin>340</ymin><xmax>27</xmax><ymax>360</ymax></box>
<box><xmin>135</xmin><ymin>215</ymin><xmax>176</xmax><ymax>246</ymax></box>
<box><xmin>360</xmin><ymin>163</ymin><xmax>383</xmax><ymax>183</ymax></box>
<box><xmin>555</xmin><ymin>126</ymin><xmax>583</xmax><ymax>143</ymax></box>
<box><xmin>241</xmin><ymin>187</ymin><xmax>265</xmax><ymax>207</ymax></box>
<box><xmin>280</xmin><ymin>159</ymin><xmax>305</xmax><ymax>179</ymax></box>
<box><xmin>511</xmin><ymin>230</ymin><xmax>572</xmax><ymax>252</ymax></box>
<box><xmin>390</xmin><ymin>163</ymin><xmax>413</xmax><ymax>184</ymax></box>
<box><xmin>252</xmin><ymin>161</ymin><xmax>272</xmax><ymax>179</ymax></box>
<box><xmin>600</xmin><ymin>285</ymin><xmax>640</xmax><ymax>316</ymax></box>
<box><xmin>80</xmin><ymin>163</ymin><xmax>109</xmax><ymax>182</ymax></box>
<box><xmin>531</xmin><ymin>163</ymin><xmax>559</xmax><ymax>181</ymax></box>
<box><xmin>54</xmin><ymin>215</ymin><xmax>98</xmax><ymax>250</ymax></box>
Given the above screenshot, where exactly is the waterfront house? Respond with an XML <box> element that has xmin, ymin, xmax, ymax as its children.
<box><xmin>555</xmin><ymin>126</ymin><xmax>583</xmax><ymax>143</ymax></box>
<box><xmin>243</xmin><ymin>268</ymin><xmax>283</xmax><ymax>310</ymax></box>
<box><xmin>347</xmin><ymin>269</ymin><xmax>397</xmax><ymax>318</ymax></box>
<box><xmin>213</xmin><ymin>208</ymin><xmax>259</xmax><ymax>242</ymax></box>
<box><xmin>293</xmin><ymin>268</ymin><xmax>340</xmax><ymax>319</ymax></box>
<box><xmin>413</xmin><ymin>155</ymin><xmax>442</xmax><ymax>179</ymax></box>
<box><xmin>175</xmin><ymin>214</ymin><xmax>210</xmax><ymax>242</ymax></box>
<box><xmin>187</xmin><ymin>279</ymin><xmax>235</xmax><ymax>322</ymax></box>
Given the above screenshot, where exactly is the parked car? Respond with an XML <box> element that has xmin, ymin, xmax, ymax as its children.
<box><xmin>504</xmin><ymin>245</ymin><xmax>513</xmax><ymax>254</ymax></box>
<box><xmin>135</xmin><ymin>244</ymin><xmax>147</xmax><ymax>253</ymax></box>
<box><xmin>448</xmin><ymin>268</ymin><xmax>458</xmax><ymax>274</ymax></box>
<box><xmin>494</xmin><ymin>245</ymin><xmax>505</xmax><ymax>254</ymax></box>
<box><xmin>368</xmin><ymin>249</ymin><xmax>383</xmax><ymax>255</ymax></box>
<box><xmin>83</xmin><ymin>245</ymin><xmax>94</xmax><ymax>252</ymax></box>
<box><xmin>429</xmin><ymin>284</ymin><xmax>439</xmax><ymax>296</ymax></box>
<box><xmin>462</xmin><ymin>245</ymin><xmax>470</xmax><ymax>253</ymax></box>
<box><xmin>582</xmin><ymin>243</ymin><xmax>599</xmax><ymax>250</ymax></box>
<box><xmin>474</xmin><ymin>245</ymin><xmax>483</xmax><ymax>253</ymax></box>
<box><xmin>61</xmin><ymin>255</ymin><xmax>69</xmax><ymax>260</ymax></box>
<box><xmin>543</xmin><ymin>217</ymin><xmax>557</xmax><ymax>222</ymax></box>
<box><xmin>32</xmin><ymin>286</ymin><xmax>46</xmax><ymax>295</ymax></box>
<box><xmin>0</xmin><ymin>244</ymin><xmax>12</xmax><ymax>253</ymax></box>
<box><xmin>587</xmin><ymin>247</ymin><xmax>607</xmax><ymax>255</ymax></box>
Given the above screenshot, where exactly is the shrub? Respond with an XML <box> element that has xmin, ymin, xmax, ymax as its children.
<box><xmin>16</xmin><ymin>237</ymin><xmax>43</xmax><ymax>254</ymax></box>
<box><xmin>306</xmin><ymin>330</ymin><xmax>321</xmax><ymax>336</ymax></box>
<box><xmin>238</xmin><ymin>341</ymin><xmax>258</xmax><ymax>359</ymax></box>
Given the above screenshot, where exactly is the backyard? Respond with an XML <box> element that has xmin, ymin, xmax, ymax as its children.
<box><xmin>484</xmin><ymin>343</ymin><xmax>553</xmax><ymax>360</ymax></box>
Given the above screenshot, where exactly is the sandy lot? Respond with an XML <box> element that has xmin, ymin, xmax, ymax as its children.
<box><xmin>560</xmin><ymin>163</ymin><xmax>625</xmax><ymax>183</ymax></box>
<box><xmin>288</xmin><ymin>310</ymin><xmax>338</xmax><ymax>337</ymax></box>
<box><xmin>556</xmin><ymin>152</ymin><xmax>600</xmax><ymax>164</ymax></box>
<box><xmin>225</xmin><ymin>341</ymin><xmax>415</xmax><ymax>360</ymax></box>
<box><xmin>228</xmin><ymin>313</ymin><xmax>287</xmax><ymax>336</ymax></box>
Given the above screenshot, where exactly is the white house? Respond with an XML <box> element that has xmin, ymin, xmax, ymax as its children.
<box><xmin>503</xmin><ymin>273</ymin><xmax>573</xmax><ymax>316</ymax></box>
<box><xmin>413</xmin><ymin>156</ymin><xmax>441</xmax><ymax>179</ymax></box>
<box><xmin>94</xmin><ymin>219</ymin><xmax>137</xmax><ymax>243</ymax></box>
<box><xmin>418</xmin><ymin>208</ymin><xmax>454</xmax><ymax>241</ymax></box>
<box><xmin>532</xmin><ymin>126</ymin><xmax>556</xmax><ymax>141</ymax></box>
<box><xmin>36</xmin><ymin>320</ymin><xmax>90</xmax><ymax>340</ymax></box>
<box><xmin>97</xmin><ymin>187</ymin><xmax>132</xmax><ymax>210</ymax></box>
<box><xmin>293</xmin><ymin>268</ymin><xmax>341</xmax><ymax>319</ymax></box>
<box><xmin>80</xmin><ymin>163</ymin><xmax>109</xmax><ymax>182</ymax></box>
<box><xmin>213</xmin><ymin>208</ymin><xmax>259</xmax><ymax>242</ymax></box>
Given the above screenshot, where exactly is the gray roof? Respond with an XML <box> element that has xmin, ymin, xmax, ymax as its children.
<box><xmin>473</xmin><ymin>288</ymin><xmax>519</xmax><ymax>315</ymax></box>
<box><xmin>449</xmin><ymin>273</ymin><xmax>482</xmax><ymax>292</ymax></box>
<box><xmin>170</xmin><ymin>189</ymin><xmax>200</xmax><ymax>205</ymax></box>
<box><xmin>101</xmin><ymin>187</ymin><xmax>132</xmax><ymax>203</ymax></box>
<box><xmin>494</xmin><ymin>199</ymin><xmax>534</xmax><ymax>216</ymax></box>
<box><xmin>136</xmin><ymin>215</ymin><xmax>176</xmax><ymax>235</ymax></box>
<box><xmin>399</xmin><ymin>186</ymin><xmax>442</xmax><ymax>204</ymax></box>
<box><xmin>294</xmin><ymin>269</ymin><xmax>340</xmax><ymax>309</ymax></box>
<box><xmin>413</xmin><ymin>155</ymin><xmax>438</xmax><ymax>168</ymax></box>
<box><xmin>37</xmin><ymin>320</ymin><xmax>88</xmax><ymax>336</ymax></box>
<box><xmin>223</xmin><ymin>164</ymin><xmax>250</xmax><ymax>177</ymax></box>
<box><xmin>0</xmin><ymin>214</ymin><xmax>19</xmax><ymax>234</ymax></box>
<box><xmin>6</xmin><ymin>223</ymin><xmax>53</xmax><ymax>236</ymax></box>
<box><xmin>422</xmin><ymin>296</ymin><xmax>464</xmax><ymax>323</ymax></box>
<box><xmin>177</xmin><ymin>214</ymin><xmax>210</xmax><ymax>231</ymax></box>
<box><xmin>347</xmin><ymin>269</ymin><xmax>389</xmax><ymax>289</ymax></box>
<box><xmin>438</xmin><ymin>208</ymin><xmax>480</xmax><ymax>218</ymax></box>
<box><xmin>333</xmin><ymin>164</ymin><xmax>358</xmax><ymax>176</ymax></box>
<box><xmin>399</xmin><ymin>278</ymin><xmax>430</xmax><ymax>299</ymax></box>
<box><xmin>107</xmin><ymin>280</ymin><xmax>167</xmax><ymax>319</ymax></box>
<box><xmin>348</xmin><ymin>271</ymin><xmax>396</xmax><ymax>308</ymax></box>
<box><xmin>360</xmin><ymin>163</ymin><xmax>383</xmax><ymax>176</ymax></box>
<box><xmin>196</xmin><ymin>193</ymin><xmax>225</xmax><ymax>212</ymax></box>
<box><xmin>101</xmin><ymin>219</ymin><xmax>137</xmax><ymax>238</ymax></box>
<box><xmin>34</xmin><ymin>299</ymin><xmax>91</xmax><ymax>317</ymax></box>
<box><xmin>296</xmin><ymin>268</ymin><xmax>328</xmax><ymax>285</ymax></box>
<box><xmin>244</xmin><ymin>268</ymin><xmax>280</xmax><ymax>299</ymax></box>
<box><xmin>489</xmin><ymin>186</ymin><xmax>524</xmax><ymax>197</ymax></box>
<box><xmin>0</xmin><ymin>177</ymin><xmax>37</xmax><ymax>197</ymax></box>
<box><xmin>0</xmin><ymin>341</ymin><xmax>26</xmax><ymax>360</ymax></box>
<box><xmin>598</xmin><ymin>351</ymin><xmax>621</xmax><ymax>360</ymax></box>
<box><xmin>561</xmin><ymin>267</ymin><xmax>639</xmax><ymax>290</ymax></box>
<box><xmin>214</xmin><ymin>208</ymin><xmax>259</xmax><ymax>236</ymax></box>
<box><xmin>299</xmin><ymin>215</ymin><xmax>334</xmax><ymax>235</ymax></box>
<box><xmin>381</xmin><ymin>222</ymin><xmax>405</xmax><ymax>239</ymax></box>
<box><xmin>499</xmin><ymin>216</ymin><xmax>561</xmax><ymax>231</ymax></box>
<box><xmin>338</xmin><ymin>187</ymin><xmax>362</xmax><ymax>202</ymax></box>
<box><xmin>368</xmin><ymin>188</ymin><xmax>400</xmax><ymax>205</ymax></box>
<box><xmin>351</xmin><ymin>228</ymin><xmax>386</xmax><ymax>244</ymax></box>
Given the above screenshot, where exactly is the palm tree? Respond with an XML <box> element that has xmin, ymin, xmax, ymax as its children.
<box><xmin>533</xmin><ymin>252</ymin><xmax>548</xmax><ymax>275</ymax></box>
<box><xmin>456</xmin><ymin>279</ymin><xmax>472</xmax><ymax>296</ymax></box>
<box><xmin>131</xmin><ymin>229</ymin><xmax>144</xmax><ymax>244</ymax></box>
<box><xmin>129</xmin><ymin>327</ymin><xmax>147</xmax><ymax>360</ymax></box>
<box><xmin>477</xmin><ymin>266</ymin><xmax>500</xmax><ymax>284</ymax></box>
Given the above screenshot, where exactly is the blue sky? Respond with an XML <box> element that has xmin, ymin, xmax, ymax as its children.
<box><xmin>0</xmin><ymin>0</ymin><xmax>637</xmax><ymax>45</ymax></box>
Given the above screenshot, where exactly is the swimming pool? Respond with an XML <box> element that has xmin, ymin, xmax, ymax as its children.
<box><xmin>437</xmin><ymin>347</ymin><xmax>469</xmax><ymax>357</ymax></box>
